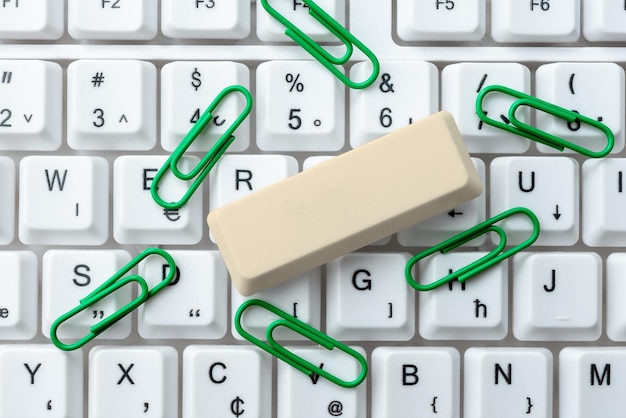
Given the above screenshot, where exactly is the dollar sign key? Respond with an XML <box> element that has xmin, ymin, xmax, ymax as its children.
<box><xmin>191</xmin><ymin>67</ymin><xmax>202</xmax><ymax>91</ymax></box>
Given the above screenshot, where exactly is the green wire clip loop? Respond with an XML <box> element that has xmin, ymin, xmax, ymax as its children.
<box><xmin>50</xmin><ymin>248</ymin><xmax>176</xmax><ymax>351</ymax></box>
<box><xmin>476</xmin><ymin>84</ymin><xmax>614</xmax><ymax>158</ymax></box>
<box><xmin>259</xmin><ymin>0</ymin><xmax>380</xmax><ymax>89</ymax></box>
<box><xmin>151</xmin><ymin>85</ymin><xmax>253</xmax><ymax>210</ymax></box>
<box><xmin>405</xmin><ymin>207</ymin><xmax>540</xmax><ymax>291</ymax></box>
<box><xmin>234</xmin><ymin>299</ymin><xmax>368</xmax><ymax>388</ymax></box>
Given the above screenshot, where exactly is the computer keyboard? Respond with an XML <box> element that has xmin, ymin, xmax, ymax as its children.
<box><xmin>2</xmin><ymin>0</ymin><xmax>626</xmax><ymax>417</ymax></box>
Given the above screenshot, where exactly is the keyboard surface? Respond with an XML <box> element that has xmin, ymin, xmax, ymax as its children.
<box><xmin>2</xmin><ymin>0</ymin><xmax>626</xmax><ymax>417</ymax></box>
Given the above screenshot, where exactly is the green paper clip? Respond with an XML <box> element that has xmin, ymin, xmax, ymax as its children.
<box><xmin>234</xmin><ymin>299</ymin><xmax>368</xmax><ymax>388</ymax></box>
<box><xmin>476</xmin><ymin>84</ymin><xmax>614</xmax><ymax>158</ymax></box>
<box><xmin>260</xmin><ymin>0</ymin><xmax>380</xmax><ymax>89</ymax></box>
<box><xmin>50</xmin><ymin>248</ymin><xmax>176</xmax><ymax>351</ymax></box>
<box><xmin>405</xmin><ymin>207</ymin><xmax>540</xmax><ymax>291</ymax></box>
<box><xmin>151</xmin><ymin>85</ymin><xmax>253</xmax><ymax>210</ymax></box>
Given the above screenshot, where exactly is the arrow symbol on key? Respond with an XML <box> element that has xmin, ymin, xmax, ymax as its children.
<box><xmin>448</xmin><ymin>209</ymin><xmax>463</xmax><ymax>218</ymax></box>
<box><xmin>23</xmin><ymin>114</ymin><xmax>32</xmax><ymax>123</ymax></box>
<box><xmin>553</xmin><ymin>205</ymin><xmax>562</xmax><ymax>220</ymax></box>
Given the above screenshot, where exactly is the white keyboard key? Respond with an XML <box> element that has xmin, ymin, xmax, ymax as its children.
<box><xmin>442</xmin><ymin>62</ymin><xmax>531</xmax><ymax>153</ymax></box>
<box><xmin>606</xmin><ymin>253</ymin><xmax>626</xmax><ymax>341</ymax></box>
<box><xmin>535</xmin><ymin>62</ymin><xmax>624</xmax><ymax>154</ymax></box>
<box><xmin>0</xmin><ymin>60</ymin><xmax>62</xmax><ymax>150</ymax></box>
<box><xmin>490</xmin><ymin>156</ymin><xmax>579</xmax><ymax>245</ymax></box>
<box><xmin>138</xmin><ymin>250</ymin><xmax>228</xmax><ymax>339</ymax></box>
<box><xmin>67</xmin><ymin>60</ymin><xmax>156</xmax><ymax>150</ymax></box>
<box><xmin>513</xmin><ymin>252</ymin><xmax>602</xmax><ymax>341</ymax></box>
<box><xmin>183</xmin><ymin>345</ymin><xmax>272</xmax><ymax>418</ymax></box>
<box><xmin>88</xmin><ymin>346</ymin><xmax>177</xmax><ymax>418</ymax></box>
<box><xmin>326</xmin><ymin>252</ymin><xmax>415</xmax><ymax>340</ymax></box>
<box><xmin>0</xmin><ymin>157</ymin><xmax>15</xmax><ymax>244</ymax></box>
<box><xmin>398</xmin><ymin>158</ymin><xmax>486</xmax><ymax>247</ymax></box>
<box><xmin>231</xmin><ymin>268</ymin><xmax>321</xmax><ymax>341</ymax></box>
<box><xmin>418</xmin><ymin>252</ymin><xmax>508</xmax><ymax>340</ymax></box>
<box><xmin>161</xmin><ymin>61</ymin><xmax>251</xmax><ymax>152</ymax></box>
<box><xmin>113</xmin><ymin>155</ymin><xmax>203</xmax><ymax>244</ymax></box>
<box><xmin>257</xmin><ymin>0</ymin><xmax>346</xmax><ymax>42</ymax></box>
<box><xmin>68</xmin><ymin>0</ymin><xmax>157</xmax><ymax>40</ymax></box>
<box><xmin>162</xmin><ymin>0</ymin><xmax>250</xmax><ymax>39</ymax></box>
<box><xmin>560</xmin><ymin>347</ymin><xmax>626</xmax><ymax>418</ymax></box>
<box><xmin>41</xmin><ymin>250</ymin><xmax>132</xmax><ymax>342</ymax></box>
<box><xmin>464</xmin><ymin>347</ymin><xmax>553</xmax><ymax>418</ymax></box>
<box><xmin>19</xmin><ymin>156</ymin><xmax>109</xmax><ymax>245</ymax></box>
<box><xmin>396</xmin><ymin>0</ymin><xmax>485</xmax><ymax>41</ymax></box>
<box><xmin>371</xmin><ymin>347</ymin><xmax>460</xmax><ymax>418</ymax></box>
<box><xmin>349</xmin><ymin>60</ymin><xmax>438</xmax><ymax>147</ymax></box>
<box><xmin>0</xmin><ymin>344</ymin><xmax>83</xmax><ymax>418</ymax></box>
<box><xmin>0</xmin><ymin>251</ymin><xmax>37</xmax><ymax>340</ymax></box>
<box><xmin>583</xmin><ymin>0</ymin><xmax>626</xmax><ymax>41</ymax></box>
<box><xmin>276</xmin><ymin>346</ymin><xmax>366</xmax><ymax>418</ymax></box>
<box><xmin>256</xmin><ymin>60</ymin><xmax>344</xmax><ymax>151</ymax></box>
<box><xmin>0</xmin><ymin>0</ymin><xmax>63</xmax><ymax>39</ymax></box>
<box><xmin>491</xmin><ymin>0</ymin><xmax>580</xmax><ymax>43</ymax></box>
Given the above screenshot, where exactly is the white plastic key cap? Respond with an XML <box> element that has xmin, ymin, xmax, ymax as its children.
<box><xmin>182</xmin><ymin>345</ymin><xmax>272</xmax><ymax>418</ymax></box>
<box><xmin>113</xmin><ymin>155</ymin><xmax>203</xmax><ymax>245</ymax></box>
<box><xmin>0</xmin><ymin>251</ymin><xmax>37</xmax><ymax>340</ymax></box>
<box><xmin>513</xmin><ymin>252</ymin><xmax>602</xmax><ymax>341</ymax></box>
<box><xmin>68</xmin><ymin>0</ymin><xmax>157</xmax><ymax>40</ymax></box>
<box><xmin>491</xmin><ymin>0</ymin><xmax>580</xmax><ymax>43</ymax></box>
<box><xmin>0</xmin><ymin>0</ymin><xmax>63</xmax><ymax>39</ymax></box>
<box><xmin>442</xmin><ymin>62</ymin><xmax>531</xmax><ymax>153</ymax></box>
<box><xmin>0</xmin><ymin>344</ymin><xmax>83</xmax><ymax>418</ymax></box>
<box><xmin>162</xmin><ymin>0</ymin><xmax>250</xmax><ymax>39</ymax></box>
<box><xmin>0</xmin><ymin>157</ymin><xmax>15</xmax><ymax>244</ymax></box>
<box><xmin>371</xmin><ymin>347</ymin><xmax>460</xmax><ymax>418</ymax></box>
<box><xmin>464</xmin><ymin>347</ymin><xmax>553</xmax><ymax>418</ymax></box>
<box><xmin>326</xmin><ymin>252</ymin><xmax>415</xmax><ymax>341</ymax></box>
<box><xmin>396</xmin><ymin>0</ymin><xmax>485</xmax><ymax>41</ymax></box>
<box><xmin>535</xmin><ymin>62</ymin><xmax>624</xmax><ymax>154</ymax></box>
<box><xmin>41</xmin><ymin>250</ymin><xmax>132</xmax><ymax>342</ymax></box>
<box><xmin>138</xmin><ymin>250</ymin><xmax>228</xmax><ymax>339</ymax></box>
<box><xmin>583</xmin><ymin>0</ymin><xmax>626</xmax><ymax>41</ymax></box>
<box><xmin>349</xmin><ymin>60</ymin><xmax>438</xmax><ymax>148</ymax></box>
<box><xmin>88</xmin><ymin>346</ymin><xmax>178</xmax><ymax>418</ymax></box>
<box><xmin>606</xmin><ymin>253</ymin><xmax>626</xmax><ymax>341</ymax></box>
<box><xmin>256</xmin><ymin>60</ymin><xmax>344</xmax><ymax>151</ymax></box>
<box><xmin>19</xmin><ymin>156</ymin><xmax>109</xmax><ymax>245</ymax></box>
<box><xmin>67</xmin><ymin>60</ymin><xmax>156</xmax><ymax>150</ymax></box>
<box><xmin>0</xmin><ymin>60</ymin><xmax>62</xmax><ymax>150</ymax></box>
<box><xmin>490</xmin><ymin>156</ymin><xmax>579</xmax><ymax>245</ymax></box>
<box><xmin>160</xmin><ymin>61</ymin><xmax>251</xmax><ymax>152</ymax></box>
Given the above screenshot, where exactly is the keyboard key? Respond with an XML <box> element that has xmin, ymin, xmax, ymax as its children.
<box><xmin>396</xmin><ymin>0</ymin><xmax>485</xmax><ymax>41</ymax></box>
<box><xmin>513</xmin><ymin>252</ymin><xmax>602</xmax><ymax>341</ymax></box>
<box><xmin>18</xmin><ymin>156</ymin><xmax>109</xmax><ymax>245</ymax></box>
<box><xmin>161</xmin><ymin>0</ymin><xmax>250</xmax><ymax>39</ymax></box>
<box><xmin>67</xmin><ymin>60</ymin><xmax>157</xmax><ymax>150</ymax></box>
<box><xmin>418</xmin><ymin>252</ymin><xmax>508</xmax><ymax>340</ymax></box>
<box><xmin>464</xmin><ymin>347</ymin><xmax>553</xmax><ymax>418</ymax></box>
<box><xmin>490</xmin><ymin>156</ymin><xmax>579</xmax><ymax>245</ymax></box>
<box><xmin>256</xmin><ymin>60</ymin><xmax>344</xmax><ymax>151</ymax></box>
<box><xmin>326</xmin><ymin>252</ymin><xmax>415</xmax><ymax>340</ymax></box>
<box><xmin>606</xmin><ymin>253</ymin><xmax>626</xmax><ymax>341</ymax></box>
<box><xmin>583</xmin><ymin>0</ymin><xmax>626</xmax><ymax>41</ymax></box>
<box><xmin>182</xmin><ymin>345</ymin><xmax>272</xmax><ymax>418</ymax></box>
<box><xmin>0</xmin><ymin>344</ymin><xmax>83</xmax><ymax>418</ymax></box>
<box><xmin>0</xmin><ymin>251</ymin><xmax>37</xmax><ymax>340</ymax></box>
<box><xmin>113</xmin><ymin>155</ymin><xmax>203</xmax><ymax>244</ymax></box>
<box><xmin>160</xmin><ymin>61</ymin><xmax>251</xmax><ymax>152</ymax></box>
<box><xmin>88</xmin><ymin>346</ymin><xmax>177</xmax><ymax>418</ymax></box>
<box><xmin>371</xmin><ymin>347</ymin><xmax>460</xmax><ymax>418</ymax></box>
<box><xmin>491</xmin><ymin>0</ymin><xmax>580</xmax><ymax>43</ymax></box>
<box><xmin>68</xmin><ymin>0</ymin><xmax>157</xmax><ymax>40</ymax></box>
<box><xmin>349</xmin><ymin>60</ymin><xmax>438</xmax><ymax>147</ymax></box>
<box><xmin>0</xmin><ymin>0</ymin><xmax>63</xmax><ymax>39</ymax></box>
<box><xmin>0</xmin><ymin>157</ymin><xmax>15</xmax><ymax>244</ymax></box>
<box><xmin>0</xmin><ymin>60</ymin><xmax>62</xmax><ymax>150</ymax></box>
<box><xmin>138</xmin><ymin>250</ymin><xmax>228</xmax><ymax>339</ymax></box>
<box><xmin>442</xmin><ymin>62</ymin><xmax>531</xmax><ymax>153</ymax></box>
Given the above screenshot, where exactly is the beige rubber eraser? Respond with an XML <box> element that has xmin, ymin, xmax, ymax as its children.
<box><xmin>208</xmin><ymin>111</ymin><xmax>482</xmax><ymax>296</ymax></box>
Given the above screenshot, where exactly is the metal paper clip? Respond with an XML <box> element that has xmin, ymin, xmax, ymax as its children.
<box><xmin>260</xmin><ymin>0</ymin><xmax>380</xmax><ymax>89</ymax></box>
<box><xmin>151</xmin><ymin>85</ymin><xmax>253</xmax><ymax>210</ymax></box>
<box><xmin>234</xmin><ymin>299</ymin><xmax>368</xmax><ymax>388</ymax></box>
<box><xmin>405</xmin><ymin>207</ymin><xmax>540</xmax><ymax>291</ymax></box>
<box><xmin>50</xmin><ymin>248</ymin><xmax>176</xmax><ymax>351</ymax></box>
<box><xmin>476</xmin><ymin>84</ymin><xmax>614</xmax><ymax>158</ymax></box>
